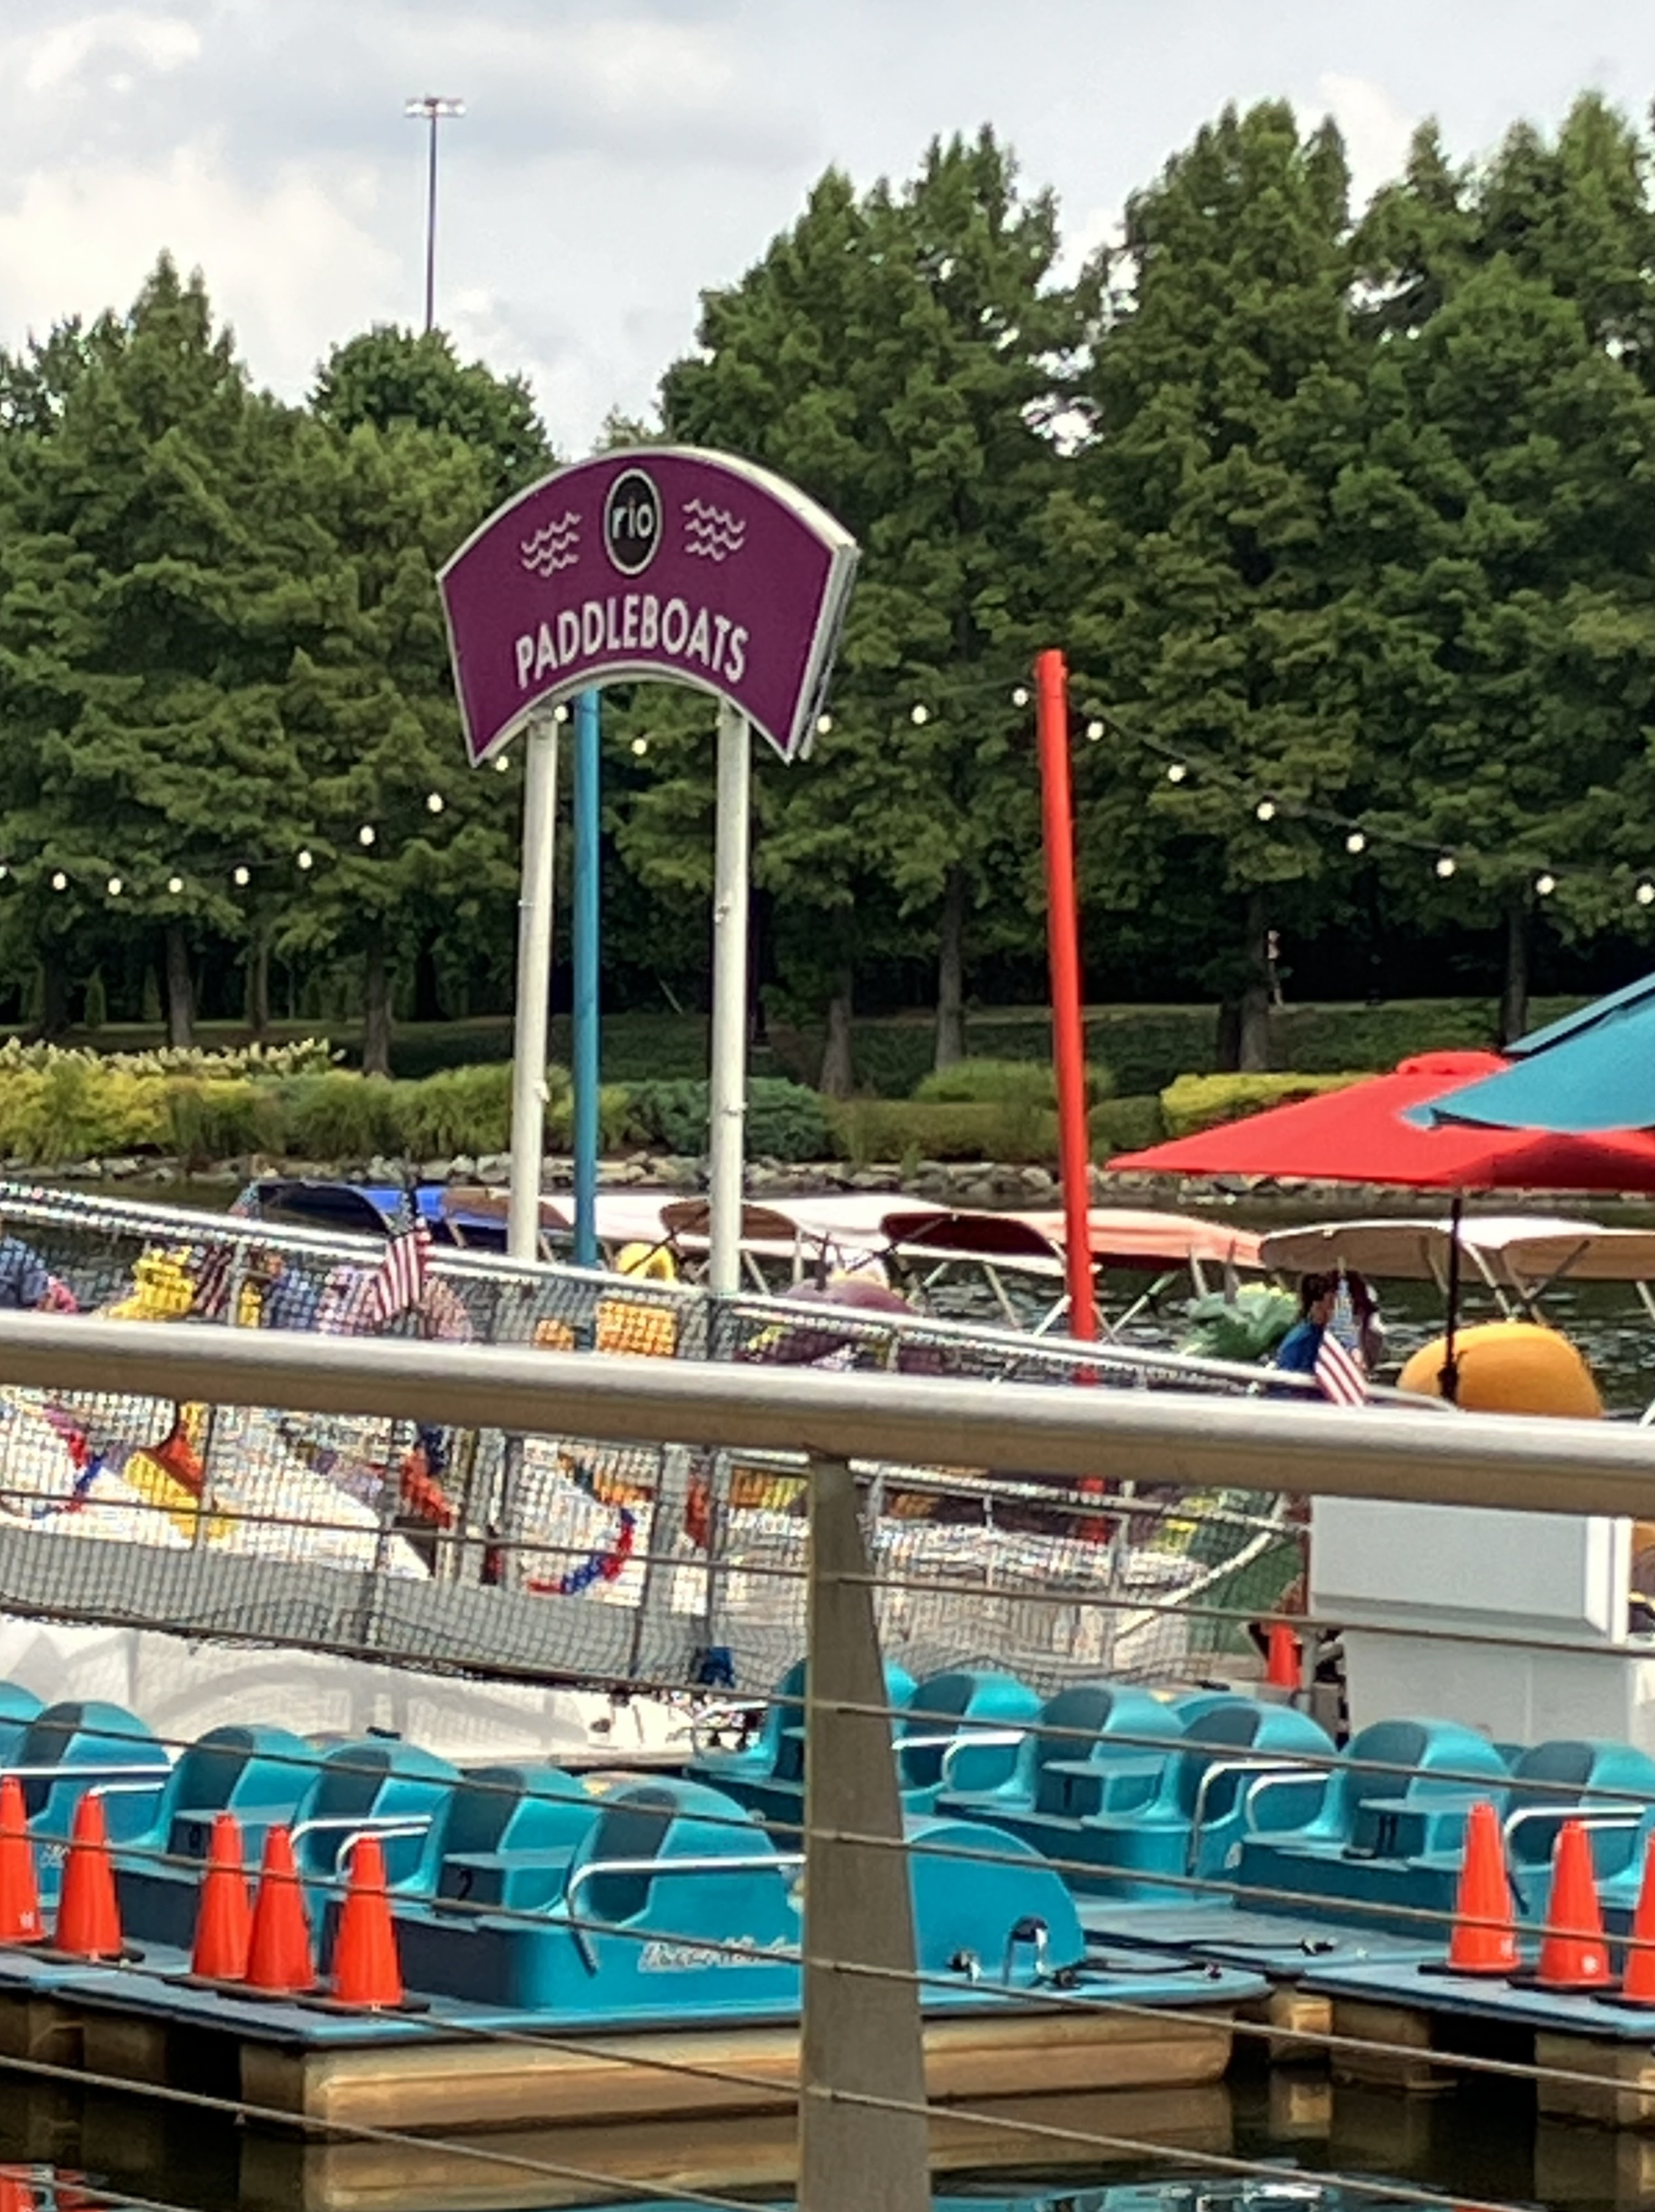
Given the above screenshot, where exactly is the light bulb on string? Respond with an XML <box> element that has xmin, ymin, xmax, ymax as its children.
<box><xmin>1638</xmin><ymin>880</ymin><xmax>1655</xmax><ymax>908</ymax></box>
<box><xmin>630</xmin><ymin>736</ymin><xmax>648</xmax><ymax>758</ymax></box>
<box><xmin>1012</xmin><ymin>686</ymin><xmax>1030</xmax><ymax>708</ymax></box>
<box><xmin>1255</xmin><ymin>798</ymin><xmax>1277</xmax><ymax>822</ymax></box>
<box><xmin>910</xmin><ymin>704</ymin><xmax>930</xmax><ymax>726</ymax></box>
<box><xmin>232</xmin><ymin>866</ymin><xmax>250</xmax><ymax>889</ymax></box>
<box><xmin>495</xmin><ymin>753</ymin><xmax>511</xmax><ymax>773</ymax></box>
<box><xmin>1345</xmin><ymin>830</ymin><xmax>1368</xmax><ymax>855</ymax></box>
<box><xmin>358</xmin><ymin>825</ymin><xmax>376</xmax><ymax>848</ymax></box>
<box><xmin>1535</xmin><ymin>872</ymin><xmax>1557</xmax><ymax>897</ymax></box>
<box><xmin>106</xmin><ymin>876</ymin><xmax>122</xmax><ymax>898</ymax></box>
<box><xmin>1164</xmin><ymin>761</ymin><xmax>1186</xmax><ymax>782</ymax></box>
<box><xmin>1436</xmin><ymin>854</ymin><xmax>1457</xmax><ymax>879</ymax></box>
<box><xmin>815</xmin><ymin>713</ymin><xmax>833</xmax><ymax>737</ymax></box>
<box><xmin>1085</xmin><ymin>720</ymin><xmax>1104</xmax><ymax>742</ymax></box>
<box><xmin>426</xmin><ymin>792</ymin><xmax>444</xmax><ymax>815</ymax></box>
<box><xmin>167</xmin><ymin>876</ymin><xmax>184</xmax><ymax>897</ymax></box>
<box><xmin>0</xmin><ymin>866</ymin><xmax>9</xmax><ymax>882</ymax></box>
<box><xmin>297</xmin><ymin>849</ymin><xmax>313</xmax><ymax>872</ymax></box>
<box><xmin>552</xmin><ymin>704</ymin><xmax>569</xmax><ymax>724</ymax></box>
<box><xmin>50</xmin><ymin>872</ymin><xmax>66</xmax><ymax>893</ymax></box>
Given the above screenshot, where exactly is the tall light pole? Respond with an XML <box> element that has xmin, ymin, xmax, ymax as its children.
<box><xmin>404</xmin><ymin>95</ymin><xmax>465</xmax><ymax>334</ymax></box>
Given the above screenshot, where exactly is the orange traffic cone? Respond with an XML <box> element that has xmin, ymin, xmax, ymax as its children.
<box><xmin>1265</xmin><ymin>1622</ymin><xmax>1302</xmax><ymax>1692</ymax></box>
<box><xmin>1445</xmin><ymin>1799</ymin><xmax>1520</xmax><ymax>1976</ymax></box>
<box><xmin>190</xmin><ymin>1811</ymin><xmax>252</xmax><ymax>1982</ymax></box>
<box><xmin>0</xmin><ymin>1776</ymin><xmax>43</xmax><ymax>1946</ymax></box>
<box><xmin>53</xmin><ymin>1792</ymin><xmax>124</xmax><ymax>1962</ymax></box>
<box><xmin>1536</xmin><ymin>1819</ymin><xmax>1612</xmax><ymax>1990</ymax></box>
<box><xmin>329</xmin><ymin>1836</ymin><xmax>404</xmax><ymax>2010</ymax></box>
<box><xmin>244</xmin><ymin>1827</ymin><xmax>315</xmax><ymax>1996</ymax></box>
<box><xmin>1619</xmin><ymin>1837</ymin><xmax>1655</xmax><ymax>2004</ymax></box>
<box><xmin>0</xmin><ymin>2165</ymin><xmax>36</xmax><ymax>2212</ymax></box>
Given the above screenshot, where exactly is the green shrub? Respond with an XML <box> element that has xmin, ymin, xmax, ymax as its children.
<box><xmin>164</xmin><ymin>1079</ymin><xmax>285</xmax><ymax>1169</ymax></box>
<box><xmin>280</xmin><ymin>1073</ymin><xmax>402</xmax><ymax>1161</ymax></box>
<box><xmin>394</xmin><ymin>1063</ymin><xmax>517</xmax><ymax>1158</ymax></box>
<box><xmin>828</xmin><ymin>1098</ymin><xmax>1055</xmax><ymax>1165</ymax></box>
<box><xmin>1091</xmin><ymin>1093</ymin><xmax>1166</xmax><ymax>1157</ymax></box>
<box><xmin>1159</xmin><ymin>1071</ymin><xmax>1365</xmax><ymax>1140</ymax></box>
<box><xmin>627</xmin><ymin>1076</ymin><xmax>830</xmax><ymax>1162</ymax></box>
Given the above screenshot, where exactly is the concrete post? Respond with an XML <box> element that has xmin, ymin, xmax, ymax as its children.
<box><xmin>798</xmin><ymin>1454</ymin><xmax>929</xmax><ymax>2212</ymax></box>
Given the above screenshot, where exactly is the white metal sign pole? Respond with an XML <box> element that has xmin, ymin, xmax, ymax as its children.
<box><xmin>708</xmin><ymin>699</ymin><xmax>752</xmax><ymax>1295</ymax></box>
<box><xmin>507</xmin><ymin>711</ymin><xmax>559</xmax><ymax>1262</ymax></box>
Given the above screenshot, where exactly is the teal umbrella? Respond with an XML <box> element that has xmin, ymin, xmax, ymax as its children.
<box><xmin>1411</xmin><ymin>973</ymin><xmax>1655</xmax><ymax>1136</ymax></box>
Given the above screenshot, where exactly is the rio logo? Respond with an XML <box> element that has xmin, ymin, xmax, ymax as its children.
<box><xmin>604</xmin><ymin>467</ymin><xmax>662</xmax><ymax>578</ymax></box>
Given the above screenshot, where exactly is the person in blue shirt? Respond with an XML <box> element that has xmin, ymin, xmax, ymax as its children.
<box><xmin>1274</xmin><ymin>1269</ymin><xmax>1382</xmax><ymax>1380</ymax></box>
<box><xmin>0</xmin><ymin>1227</ymin><xmax>54</xmax><ymax>1312</ymax></box>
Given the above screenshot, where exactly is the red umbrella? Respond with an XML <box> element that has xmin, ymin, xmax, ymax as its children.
<box><xmin>1108</xmin><ymin>1052</ymin><xmax>1655</xmax><ymax>1193</ymax></box>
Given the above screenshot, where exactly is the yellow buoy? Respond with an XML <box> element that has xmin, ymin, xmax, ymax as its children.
<box><xmin>1397</xmin><ymin>1320</ymin><xmax>1603</xmax><ymax>1420</ymax></box>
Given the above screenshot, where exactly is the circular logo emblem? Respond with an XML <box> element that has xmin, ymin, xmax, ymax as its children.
<box><xmin>603</xmin><ymin>467</ymin><xmax>663</xmax><ymax>578</ymax></box>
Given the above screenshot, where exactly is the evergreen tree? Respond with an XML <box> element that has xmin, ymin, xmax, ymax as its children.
<box><xmin>313</xmin><ymin>327</ymin><xmax>553</xmax><ymax>503</ymax></box>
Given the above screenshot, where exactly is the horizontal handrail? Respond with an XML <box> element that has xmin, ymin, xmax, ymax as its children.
<box><xmin>289</xmin><ymin>1813</ymin><xmax>435</xmax><ymax>1849</ymax></box>
<box><xmin>0</xmin><ymin>1313</ymin><xmax>1642</xmax><ymax>1517</ymax></box>
<box><xmin>2</xmin><ymin>1762</ymin><xmax>172</xmax><ymax>1784</ymax></box>
<box><xmin>563</xmin><ymin>1848</ymin><xmax>805</xmax><ymax>1916</ymax></box>
<box><xmin>1187</xmin><ymin>1759</ymin><xmax>1320</xmax><ymax>1870</ymax></box>
<box><xmin>1504</xmin><ymin>1802</ymin><xmax>1648</xmax><ymax>1846</ymax></box>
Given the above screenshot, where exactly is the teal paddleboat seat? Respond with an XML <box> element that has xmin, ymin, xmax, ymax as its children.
<box><xmin>895</xmin><ymin>1670</ymin><xmax>1045</xmax><ymax>1810</ymax></box>
<box><xmin>114</xmin><ymin>1723</ymin><xmax>327</xmax><ymax>1947</ymax></box>
<box><xmin>15</xmin><ymin>1700</ymin><xmax>169</xmax><ymax>1855</ymax></box>
<box><xmin>1235</xmin><ymin>1716</ymin><xmax>1511</xmax><ymax>1935</ymax></box>
<box><xmin>0</xmin><ymin>1681</ymin><xmax>41</xmax><ymax>1765</ymax></box>
<box><xmin>291</xmin><ymin>1737</ymin><xmax>460</xmax><ymax>1906</ymax></box>
<box><xmin>937</xmin><ymin>1681</ymin><xmax>1179</xmax><ymax>1830</ymax></box>
<box><xmin>1512</xmin><ymin>1738</ymin><xmax>1655</xmax><ymax>1921</ymax></box>
<box><xmin>1010</xmin><ymin>1699</ymin><xmax>1337</xmax><ymax>1901</ymax></box>
<box><xmin>431</xmin><ymin>1763</ymin><xmax>595</xmax><ymax>1915</ymax></box>
<box><xmin>687</xmin><ymin>1658</ymin><xmax>919</xmax><ymax>1827</ymax></box>
<box><xmin>907</xmin><ymin>1814</ymin><xmax>1088</xmax><ymax>1984</ymax></box>
<box><xmin>392</xmin><ymin>1775</ymin><xmax>798</xmax><ymax>2019</ymax></box>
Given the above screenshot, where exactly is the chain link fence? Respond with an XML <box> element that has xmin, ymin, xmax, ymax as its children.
<box><xmin>0</xmin><ymin>1184</ymin><xmax>1303</xmax><ymax>1695</ymax></box>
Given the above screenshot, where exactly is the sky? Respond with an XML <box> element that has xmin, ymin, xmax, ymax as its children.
<box><xmin>1</xmin><ymin>1</ymin><xmax>1652</xmax><ymax>455</ymax></box>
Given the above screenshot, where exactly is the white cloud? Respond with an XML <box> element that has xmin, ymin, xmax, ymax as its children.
<box><xmin>1314</xmin><ymin>71</ymin><xmax>1418</xmax><ymax>210</ymax></box>
<box><xmin>19</xmin><ymin>10</ymin><xmax>201</xmax><ymax>96</ymax></box>
<box><xmin>0</xmin><ymin>141</ymin><xmax>400</xmax><ymax>394</ymax></box>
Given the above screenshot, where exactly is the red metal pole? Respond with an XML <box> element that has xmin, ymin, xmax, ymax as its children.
<box><xmin>1035</xmin><ymin>648</ymin><xmax>1096</xmax><ymax>1343</ymax></box>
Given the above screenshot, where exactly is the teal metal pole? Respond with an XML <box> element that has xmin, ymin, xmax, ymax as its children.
<box><xmin>573</xmin><ymin>690</ymin><xmax>601</xmax><ymax>1266</ymax></box>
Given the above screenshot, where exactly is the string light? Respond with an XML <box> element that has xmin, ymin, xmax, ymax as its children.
<box><xmin>495</xmin><ymin>753</ymin><xmax>511</xmax><ymax>773</ymax></box>
<box><xmin>167</xmin><ymin>876</ymin><xmax>184</xmax><ymax>896</ymax></box>
<box><xmin>232</xmin><ymin>866</ymin><xmax>250</xmax><ymax>888</ymax></box>
<box><xmin>1087</xmin><ymin>721</ymin><xmax>1105</xmax><ymax>742</ymax></box>
<box><xmin>1012</xmin><ymin>686</ymin><xmax>1030</xmax><ymax>707</ymax></box>
<box><xmin>816</xmin><ymin>713</ymin><xmax>834</xmax><ymax>736</ymax></box>
<box><xmin>1255</xmin><ymin>798</ymin><xmax>1276</xmax><ymax>822</ymax></box>
<box><xmin>1535</xmin><ymin>872</ymin><xmax>1557</xmax><ymax>897</ymax></box>
<box><xmin>910</xmin><ymin>704</ymin><xmax>930</xmax><ymax>726</ymax></box>
<box><xmin>296</xmin><ymin>849</ymin><xmax>313</xmax><ymax>873</ymax></box>
<box><xmin>630</xmin><ymin>736</ymin><xmax>649</xmax><ymax>757</ymax></box>
<box><xmin>426</xmin><ymin>793</ymin><xmax>444</xmax><ymax>815</ymax></box>
<box><xmin>1165</xmin><ymin>761</ymin><xmax>1186</xmax><ymax>782</ymax></box>
<box><xmin>50</xmin><ymin>872</ymin><xmax>66</xmax><ymax>892</ymax></box>
<box><xmin>358</xmin><ymin>825</ymin><xmax>376</xmax><ymax>848</ymax></box>
<box><xmin>1345</xmin><ymin>830</ymin><xmax>1368</xmax><ymax>855</ymax></box>
<box><xmin>106</xmin><ymin>876</ymin><xmax>122</xmax><ymax>897</ymax></box>
<box><xmin>1638</xmin><ymin>880</ymin><xmax>1655</xmax><ymax>907</ymax></box>
<box><xmin>0</xmin><ymin>866</ymin><xmax>9</xmax><ymax>882</ymax></box>
<box><xmin>1436</xmin><ymin>855</ymin><xmax>1458</xmax><ymax>879</ymax></box>
<box><xmin>552</xmin><ymin>704</ymin><xmax>570</xmax><ymax>724</ymax></box>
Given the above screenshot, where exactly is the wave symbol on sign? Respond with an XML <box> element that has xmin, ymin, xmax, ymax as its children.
<box><xmin>682</xmin><ymin>498</ymin><xmax>746</xmax><ymax>562</ymax></box>
<box><xmin>520</xmin><ymin>511</ymin><xmax>582</xmax><ymax>576</ymax></box>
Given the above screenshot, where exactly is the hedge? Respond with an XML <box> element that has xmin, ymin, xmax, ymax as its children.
<box><xmin>1090</xmin><ymin>1094</ymin><xmax>1166</xmax><ymax>1157</ymax></box>
<box><xmin>1158</xmin><ymin>1071</ymin><xmax>1368</xmax><ymax>1141</ymax></box>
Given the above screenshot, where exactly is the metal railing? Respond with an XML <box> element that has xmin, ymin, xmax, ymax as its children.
<box><xmin>2</xmin><ymin>1314</ymin><xmax>1655</xmax><ymax>2210</ymax></box>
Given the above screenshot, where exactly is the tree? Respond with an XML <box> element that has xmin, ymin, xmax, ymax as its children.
<box><xmin>642</xmin><ymin>132</ymin><xmax>1082</xmax><ymax>1079</ymax></box>
<box><xmin>312</xmin><ymin>327</ymin><xmax>553</xmax><ymax>505</ymax></box>
<box><xmin>0</xmin><ymin>258</ymin><xmax>323</xmax><ymax>1044</ymax></box>
<box><xmin>1070</xmin><ymin>102</ymin><xmax>1368</xmax><ymax>1068</ymax></box>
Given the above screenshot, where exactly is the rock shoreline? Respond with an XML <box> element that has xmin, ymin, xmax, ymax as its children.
<box><xmin>11</xmin><ymin>1151</ymin><xmax>1653</xmax><ymax>1220</ymax></box>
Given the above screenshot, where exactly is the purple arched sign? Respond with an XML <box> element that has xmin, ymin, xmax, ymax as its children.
<box><xmin>438</xmin><ymin>445</ymin><xmax>859</xmax><ymax>766</ymax></box>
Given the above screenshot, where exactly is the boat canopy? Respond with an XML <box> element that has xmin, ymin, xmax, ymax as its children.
<box><xmin>1259</xmin><ymin>1214</ymin><xmax>1655</xmax><ymax>1291</ymax></box>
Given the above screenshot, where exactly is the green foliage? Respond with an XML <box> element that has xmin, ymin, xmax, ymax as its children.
<box><xmin>392</xmin><ymin>1062</ymin><xmax>516</xmax><ymax>1159</ymax></box>
<box><xmin>1180</xmin><ymin>1286</ymin><xmax>1300</xmax><ymax>1363</ymax></box>
<box><xmin>311</xmin><ymin>327</ymin><xmax>553</xmax><ymax>505</ymax></box>
<box><xmin>828</xmin><ymin>1097</ymin><xmax>1052</xmax><ymax>1164</ymax></box>
<box><xmin>1160</xmin><ymin>1071</ymin><xmax>1366</xmax><ymax>1139</ymax></box>
<box><xmin>1090</xmin><ymin>1094</ymin><xmax>1167</xmax><ymax>1156</ymax></box>
<box><xmin>627</xmin><ymin>1077</ymin><xmax>831</xmax><ymax>1163</ymax></box>
<box><xmin>165</xmin><ymin>1079</ymin><xmax>284</xmax><ymax>1169</ymax></box>
<box><xmin>279</xmin><ymin>1073</ymin><xmax>402</xmax><ymax>1162</ymax></box>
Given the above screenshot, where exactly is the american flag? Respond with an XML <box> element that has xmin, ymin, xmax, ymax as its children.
<box><xmin>366</xmin><ymin>1216</ymin><xmax>431</xmax><ymax>1329</ymax></box>
<box><xmin>190</xmin><ymin>1244</ymin><xmax>235</xmax><ymax>1322</ymax></box>
<box><xmin>1315</xmin><ymin>1273</ymin><xmax>1369</xmax><ymax>1406</ymax></box>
